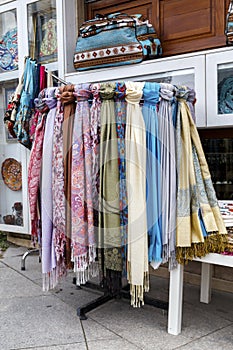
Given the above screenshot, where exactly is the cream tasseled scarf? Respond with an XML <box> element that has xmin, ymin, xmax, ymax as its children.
<box><xmin>125</xmin><ymin>81</ymin><xmax>149</xmax><ymax>307</ymax></box>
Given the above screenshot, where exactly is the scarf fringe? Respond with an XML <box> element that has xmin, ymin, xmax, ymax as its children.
<box><xmin>129</xmin><ymin>271</ymin><xmax>150</xmax><ymax>308</ymax></box>
<box><xmin>74</xmin><ymin>261</ymin><xmax>99</xmax><ymax>286</ymax></box>
<box><xmin>42</xmin><ymin>267</ymin><xmax>59</xmax><ymax>292</ymax></box>
<box><xmin>72</xmin><ymin>246</ymin><xmax>98</xmax><ymax>285</ymax></box>
<box><xmin>176</xmin><ymin>233</ymin><xmax>229</xmax><ymax>264</ymax></box>
<box><xmin>42</xmin><ymin>261</ymin><xmax>67</xmax><ymax>292</ymax></box>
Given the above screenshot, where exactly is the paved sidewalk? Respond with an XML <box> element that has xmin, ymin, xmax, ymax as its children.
<box><xmin>0</xmin><ymin>245</ymin><xmax>232</xmax><ymax>350</ymax></box>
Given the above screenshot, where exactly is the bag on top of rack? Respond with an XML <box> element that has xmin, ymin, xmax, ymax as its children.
<box><xmin>73</xmin><ymin>12</ymin><xmax>162</xmax><ymax>71</ymax></box>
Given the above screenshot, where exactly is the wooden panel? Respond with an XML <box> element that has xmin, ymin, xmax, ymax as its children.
<box><xmin>86</xmin><ymin>0</ymin><xmax>158</xmax><ymax>32</ymax></box>
<box><xmin>161</xmin><ymin>0</ymin><xmax>213</xmax><ymax>41</ymax></box>
<box><xmin>85</xmin><ymin>0</ymin><xmax>230</xmax><ymax>56</ymax></box>
<box><xmin>160</xmin><ymin>0</ymin><xmax>229</xmax><ymax>56</ymax></box>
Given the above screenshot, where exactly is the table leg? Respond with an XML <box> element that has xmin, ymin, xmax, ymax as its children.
<box><xmin>168</xmin><ymin>264</ymin><xmax>184</xmax><ymax>335</ymax></box>
<box><xmin>200</xmin><ymin>263</ymin><xmax>212</xmax><ymax>304</ymax></box>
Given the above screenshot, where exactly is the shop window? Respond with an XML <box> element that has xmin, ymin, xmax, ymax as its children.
<box><xmin>218</xmin><ymin>63</ymin><xmax>233</xmax><ymax>115</ymax></box>
<box><xmin>0</xmin><ymin>8</ymin><xmax>18</xmax><ymax>73</ymax></box>
<box><xmin>27</xmin><ymin>0</ymin><xmax>57</xmax><ymax>64</ymax></box>
<box><xmin>199</xmin><ymin>128</ymin><xmax>233</xmax><ymax>201</ymax></box>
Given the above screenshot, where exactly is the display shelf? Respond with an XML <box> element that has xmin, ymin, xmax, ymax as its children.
<box><xmin>0</xmin><ymin>143</ymin><xmax>29</xmax><ymax>234</ymax></box>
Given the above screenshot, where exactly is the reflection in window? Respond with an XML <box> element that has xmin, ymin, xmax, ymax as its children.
<box><xmin>151</xmin><ymin>73</ymin><xmax>195</xmax><ymax>90</ymax></box>
<box><xmin>201</xmin><ymin>137</ymin><xmax>233</xmax><ymax>200</ymax></box>
<box><xmin>0</xmin><ymin>9</ymin><xmax>18</xmax><ymax>72</ymax></box>
<box><xmin>218</xmin><ymin>65</ymin><xmax>233</xmax><ymax>115</ymax></box>
<box><xmin>28</xmin><ymin>0</ymin><xmax>57</xmax><ymax>63</ymax></box>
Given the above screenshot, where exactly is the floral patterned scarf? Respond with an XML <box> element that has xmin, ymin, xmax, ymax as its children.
<box><xmin>52</xmin><ymin>91</ymin><xmax>67</xmax><ymax>275</ymax></box>
<box><xmin>28</xmin><ymin>89</ymin><xmax>48</xmax><ymax>244</ymax></box>
<box><xmin>71</xmin><ymin>84</ymin><xmax>97</xmax><ymax>285</ymax></box>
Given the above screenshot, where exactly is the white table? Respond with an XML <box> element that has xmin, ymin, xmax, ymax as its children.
<box><xmin>167</xmin><ymin>253</ymin><xmax>233</xmax><ymax>335</ymax></box>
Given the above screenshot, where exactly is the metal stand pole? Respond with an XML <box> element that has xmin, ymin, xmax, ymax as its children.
<box><xmin>21</xmin><ymin>249</ymin><xmax>40</xmax><ymax>270</ymax></box>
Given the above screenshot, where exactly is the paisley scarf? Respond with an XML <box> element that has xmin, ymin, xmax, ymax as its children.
<box><xmin>158</xmin><ymin>83</ymin><xmax>177</xmax><ymax>268</ymax></box>
<box><xmin>28</xmin><ymin>89</ymin><xmax>48</xmax><ymax>244</ymax></box>
<box><xmin>90</xmin><ymin>83</ymin><xmax>101</xmax><ymax>229</ymax></box>
<box><xmin>71</xmin><ymin>84</ymin><xmax>97</xmax><ymax>285</ymax></box>
<box><xmin>60</xmin><ymin>84</ymin><xmax>76</xmax><ymax>269</ymax></box>
<box><xmin>142</xmin><ymin>82</ymin><xmax>162</xmax><ymax>269</ymax></box>
<box><xmin>175</xmin><ymin>86</ymin><xmax>228</xmax><ymax>263</ymax></box>
<box><xmin>52</xmin><ymin>91</ymin><xmax>67</xmax><ymax>275</ymax></box>
<box><xmin>125</xmin><ymin>81</ymin><xmax>149</xmax><ymax>307</ymax></box>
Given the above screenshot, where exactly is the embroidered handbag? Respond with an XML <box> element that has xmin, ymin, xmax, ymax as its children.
<box><xmin>73</xmin><ymin>13</ymin><xmax>162</xmax><ymax>71</ymax></box>
<box><xmin>225</xmin><ymin>0</ymin><xmax>233</xmax><ymax>45</ymax></box>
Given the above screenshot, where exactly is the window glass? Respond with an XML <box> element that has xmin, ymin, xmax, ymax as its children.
<box><xmin>0</xmin><ymin>9</ymin><xmax>18</xmax><ymax>73</ymax></box>
<box><xmin>27</xmin><ymin>0</ymin><xmax>57</xmax><ymax>63</ymax></box>
<box><xmin>201</xmin><ymin>136</ymin><xmax>233</xmax><ymax>200</ymax></box>
<box><xmin>218</xmin><ymin>63</ymin><xmax>233</xmax><ymax>115</ymax></box>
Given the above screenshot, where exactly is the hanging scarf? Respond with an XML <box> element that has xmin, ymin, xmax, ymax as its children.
<box><xmin>71</xmin><ymin>83</ymin><xmax>97</xmax><ymax>285</ymax></box>
<box><xmin>52</xmin><ymin>91</ymin><xmax>67</xmax><ymax>275</ymax></box>
<box><xmin>14</xmin><ymin>58</ymin><xmax>37</xmax><ymax>149</ymax></box>
<box><xmin>41</xmin><ymin>87</ymin><xmax>58</xmax><ymax>291</ymax></box>
<box><xmin>28</xmin><ymin>89</ymin><xmax>48</xmax><ymax>244</ymax></box>
<box><xmin>142</xmin><ymin>82</ymin><xmax>162</xmax><ymax>270</ymax></box>
<box><xmin>90</xmin><ymin>83</ymin><xmax>101</xmax><ymax>229</ymax></box>
<box><xmin>125</xmin><ymin>81</ymin><xmax>149</xmax><ymax>307</ymax></box>
<box><xmin>99</xmin><ymin>82</ymin><xmax>122</xmax><ymax>295</ymax></box>
<box><xmin>30</xmin><ymin>65</ymin><xmax>47</xmax><ymax>142</ymax></box>
<box><xmin>60</xmin><ymin>84</ymin><xmax>76</xmax><ymax>269</ymax></box>
<box><xmin>114</xmin><ymin>82</ymin><xmax>128</xmax><ymax>278</ymax></box>
<box><xmin>175</xmin><ymin>86</ymin><xmax>228</xmax><ymax>263</ymax></box>
<box><xmin>158</xmin><ymin>83</ymin><xmax>177</xmax><ymax>268</ymax></box>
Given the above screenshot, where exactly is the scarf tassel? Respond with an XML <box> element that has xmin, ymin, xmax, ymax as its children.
<box><xmin>42</xmin><ymin>268</ymin><xmax>59</xmax><ymax>292</ymax></box>
<box><xmin>130</xmin><ymin>271</ymin><xmax>150</xmax><ymax>308</ymax></box>
<box><xmin>176</xmin><ymin>233</ymin><xmax>229</xmax><ymax>264</ymax></box>
<box><xmin>72</xmin><ymin>247</ymin><xmax>99</xmax><ymax>286</ymax></box>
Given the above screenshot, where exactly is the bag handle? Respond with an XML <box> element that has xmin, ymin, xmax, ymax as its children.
<box><xmin>80</xmin><ymin>13</ymin><xmax>136</xmax><ymax>37</ymax></box>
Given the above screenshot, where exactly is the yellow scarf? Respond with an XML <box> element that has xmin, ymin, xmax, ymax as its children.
<box><xmin>176</xmin><ymin>94</ymin><xmax>228</xmax><ymax>263</ymax></box>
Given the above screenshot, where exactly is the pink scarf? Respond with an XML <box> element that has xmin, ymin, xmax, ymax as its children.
<box><xmin>28</xmin><ymin>91</ymin><xmax>48</xmax><ymax>244</ymax></box>
<box><xmin>71</xmin><ymin>84</ymin><xmax>97</xmax><ymax>285</ymax></box>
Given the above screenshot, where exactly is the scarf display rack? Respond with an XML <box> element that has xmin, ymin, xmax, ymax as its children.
<box><xmin>15</xmin><ymin>57</ymin><xmax>230</xmax><ymax>323</ymax></box>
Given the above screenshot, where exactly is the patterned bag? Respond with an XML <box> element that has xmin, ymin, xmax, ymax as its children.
<box><xmin>73</xmin><ymin>13</ymin><xmax>162</xmax><ymax>71</ymax></box>
<box><xmin>132</xmin><ymin>14</ymin><xmax>162</xmax><ymax>60</ymax></box>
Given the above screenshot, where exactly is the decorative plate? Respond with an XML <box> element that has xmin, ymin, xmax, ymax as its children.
<box><xmin>1</xmin><ymin>158</ymin><xmax>22</xmax><ymax>191</ymax></box>
<box><xmin>0</xmin><ymin>27</ymin><xmax>18</xmax><ymax>71</ymax></box>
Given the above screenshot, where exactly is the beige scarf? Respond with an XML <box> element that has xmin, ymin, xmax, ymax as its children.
<box><xmin>176</xmin><ymin>91</ymin><xmax>228</xmax><ymax>263</ymax></box>
<box><xmin>125</xmin><ymin>81</ymin><xmax>149</xmax><ymax>307</ymax></box>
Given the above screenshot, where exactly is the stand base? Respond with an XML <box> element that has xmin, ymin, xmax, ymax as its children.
<box><xmin>76</xmin><ymin>281</ymin><xmax>168</xmax><ymax>320</ymax></box>
<box><xmin>77</xmin><ymin>294</ymin><xmax>113</xmax><ymax>320</ymax></box>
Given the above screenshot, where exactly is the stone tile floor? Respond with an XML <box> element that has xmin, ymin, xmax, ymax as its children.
<box><xmin>0</xmin><ymin>245</ymin><xmax>232</xmax><ymax>350</ymax></box>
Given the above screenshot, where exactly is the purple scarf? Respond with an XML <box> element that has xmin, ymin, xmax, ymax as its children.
<box><xmin>71</xmin><ymin>84</ymin><xmax>97</xmax><ymax>285</ymax></box>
